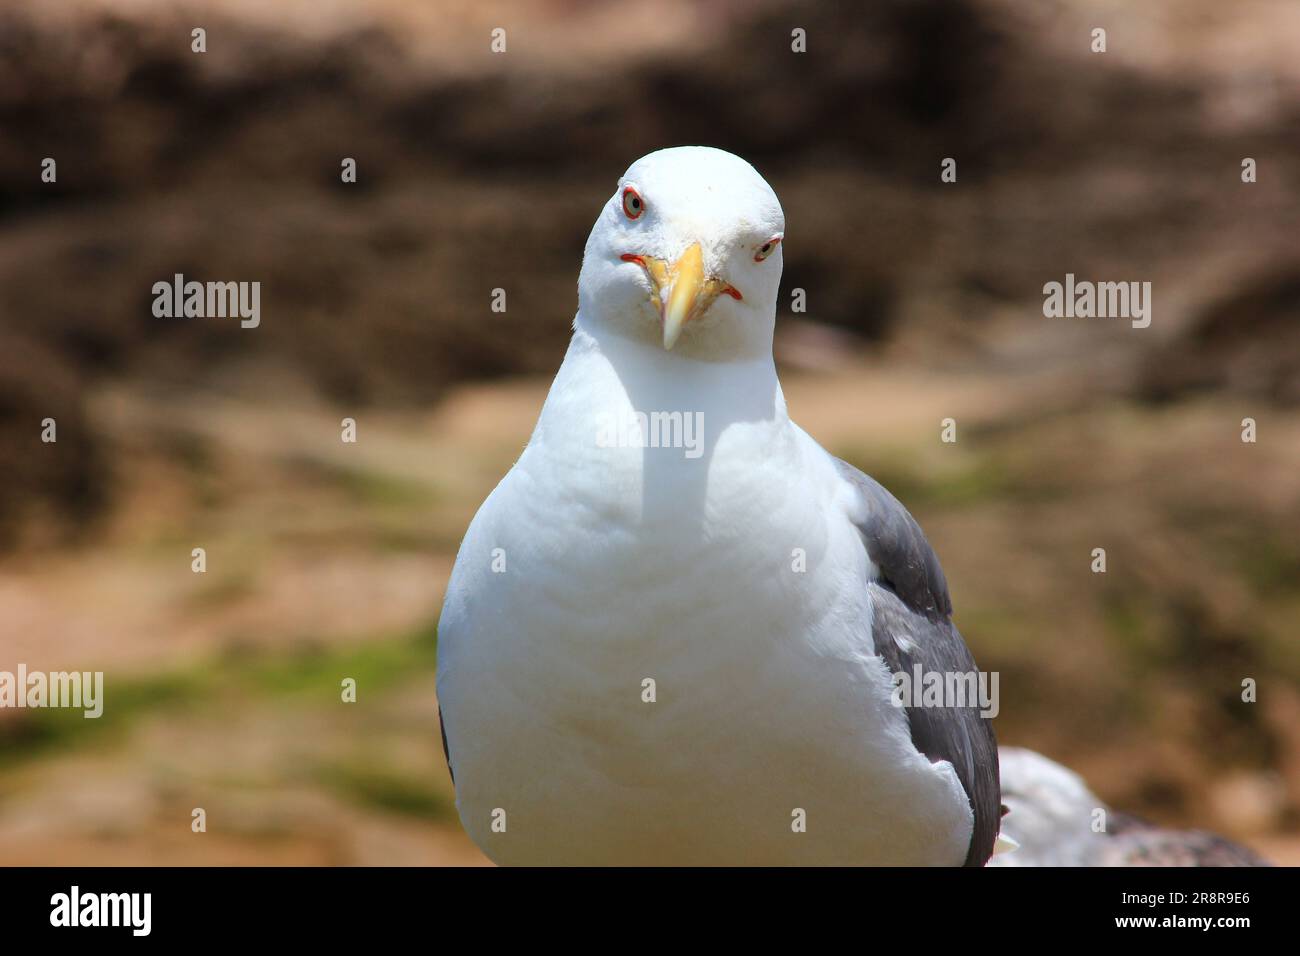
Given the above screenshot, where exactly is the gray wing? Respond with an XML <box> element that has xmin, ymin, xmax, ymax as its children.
<box><xmin>835</xmin><ymin>457</ymin><xmax>1001</xmax><ymax>867</ymax></box>
<box><xmin>994</xmin><ymin>747</ymin><xmax>1269</xmax><ymax>866</ymax></box>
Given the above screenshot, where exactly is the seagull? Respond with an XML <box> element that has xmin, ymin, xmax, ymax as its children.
<box><xmin>436</xmin><ymin>146</ymin><xmax>1000</xmax><ymax>865</ymax></box>
<box><xmin>992</xmin><ymin>747</ymin><xmax>1270</xmax><ymax>867</ymax></box>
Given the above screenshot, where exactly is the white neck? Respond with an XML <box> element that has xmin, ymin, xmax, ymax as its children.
<box><xmin>523</xmin><ymin>313</ymin><xmax>793</xmax><ymax>529</ymax></box>
<box><xmin>564</xmin><ymin>313</ymin><xmax>786</xmax><ymax>433</ymax></box>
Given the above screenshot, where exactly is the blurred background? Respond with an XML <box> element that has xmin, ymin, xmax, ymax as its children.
<box><xmin>1</xmin><ymin>0</ymin><xmax>1298</xmax><ymax>865</ymax></box>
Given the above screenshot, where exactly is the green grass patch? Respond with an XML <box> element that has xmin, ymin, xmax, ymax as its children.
<box><xmin>286</xmin><ymin>454</ymin><xmax>438</xmax><ymax>509</ymax></box>
<box><xmin>236</xmin><ymin>628</ymin><xmax>439</xmax><ymax>698</ymax></box>
<box><xmin>0</xmin><ymin>670</ymin><xmax>206</xmax><ymax>773</ymax></box>
<box><xmin>0</xmin><ymin>622</ymin><xmax>440</xmax><ymax>772</ymax></box>
<box><xmin>835</xmin><ymin>447</ymin><xmax>1015</xmax><ymax>509</ymax></box>
<box><xmin>319</xmin><ymin>763</ymin><xmax>454</xmax><ymax>820</ymax></box>
<box><xmin>185</xmin><ymin>568</ymin><xmax>261</xmax><ymax>609</ymax></box>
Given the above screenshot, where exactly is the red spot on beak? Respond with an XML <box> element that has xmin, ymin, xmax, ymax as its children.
<box><xmin>620</xmin><ymin>253</ymin><xmax>645</xmax><ymax>266</ymax></box>
<box><xmin>721</xmin><ymin>284</ymin><xmax>743</xmax><ymax>301</ymax></box>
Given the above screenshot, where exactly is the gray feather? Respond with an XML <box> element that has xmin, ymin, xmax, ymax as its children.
<box><xmin>835</xmin><ymin>458</ymin><xmax>1001</xmax><ymax>866</ymax></box>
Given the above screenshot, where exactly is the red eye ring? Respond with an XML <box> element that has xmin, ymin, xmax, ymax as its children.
<box><xmin>622</xmin><ymin>187</ymin><xmax>645</xmax><ymax>220</ymax></box>
<box><xmin>754</xmin><ymin>234</ymin><xmax>782</xmax><ymax>262</ymax></box>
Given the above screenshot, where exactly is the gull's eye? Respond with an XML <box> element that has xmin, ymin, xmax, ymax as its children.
<box><xmin>754</xmin><ymin>234</ymin><xmax>782</xmax><ymax>262</ymax></box>
<box><xmin>622</xmin><ymin>187</ymin><xmax>645</xmax><ymax>220</ymax></box>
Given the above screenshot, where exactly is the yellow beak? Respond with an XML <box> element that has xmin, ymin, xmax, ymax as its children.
<box><xmin>621</xmin><ymin>242</ymin><xmax>742</xmax><ymax>350</ymax></box>
<box><xmin>661</xmin><ymin>242</ymin><xmax>706</xmax><ymax>350</ymax></box>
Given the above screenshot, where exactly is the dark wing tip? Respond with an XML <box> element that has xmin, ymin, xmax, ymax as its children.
<box><xmin>439</xmin><ymin>705</ymin><xmax>455</xmax><ymax>785</ymax></box>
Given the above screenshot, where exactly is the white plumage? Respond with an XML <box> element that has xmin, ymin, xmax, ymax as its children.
<box><xmin>436</xmin><ymin>147</ymin><xmax>987</xmax><ymax>865</ymax></box>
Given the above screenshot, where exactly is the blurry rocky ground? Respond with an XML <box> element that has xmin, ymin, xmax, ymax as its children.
<box><xmin>1</xmin><ymin>0</ymin><xmax>1298</xmax><ymax>864</ymax></box>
